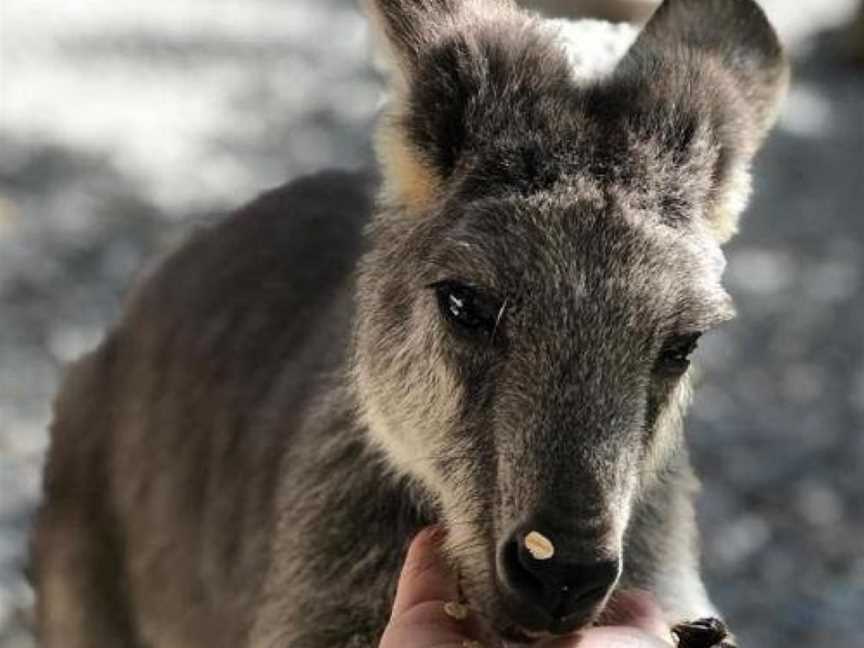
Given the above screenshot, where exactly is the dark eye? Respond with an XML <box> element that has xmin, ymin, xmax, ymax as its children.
<box><xmin>655</xmin><ymin>333</ymin><xmax>702</xmax><ymax>377</ymax></box>
<box><xmin>431</xmin><ymin>281</ymin><xmax>502</xmax><ymax>340</ymax></box>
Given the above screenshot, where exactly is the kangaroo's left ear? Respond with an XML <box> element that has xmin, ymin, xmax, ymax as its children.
<box><xmin>615</xmin><ymin>0</ymin><xmax>790</xmax><ymax>242</ymax></box>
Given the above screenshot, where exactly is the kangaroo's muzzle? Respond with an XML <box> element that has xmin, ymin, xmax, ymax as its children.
<box><xmin>495</xmin><ymin>517</ymin><xmax>621</xmax><ymax>635</ymax></box>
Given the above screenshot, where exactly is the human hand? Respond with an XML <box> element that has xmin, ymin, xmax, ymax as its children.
<box><xmin>379</xmin><ymin>527</ymin><xmax>485</xmax><ymax>648</ymax></box>
<box><xmin>379</xmin><ymin>527</ymin><xmax>674</xmax><ymax>648</ymax></box>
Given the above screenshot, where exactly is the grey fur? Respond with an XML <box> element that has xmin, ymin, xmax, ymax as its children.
<box><xmin>32</xmin><ymin>1</ymin><xmax>788</xmax><ymax>646</ymax></box>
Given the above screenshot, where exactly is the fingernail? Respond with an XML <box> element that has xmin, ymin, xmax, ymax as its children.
<box><xmin>444</xmin><ymin>601</ymin><xmax>469</xmax><ymax>621</ymax></box>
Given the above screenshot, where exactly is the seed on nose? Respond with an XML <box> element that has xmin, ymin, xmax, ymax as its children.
<box><xmin>524</xmin><ymin>531</ymin><xmax>555</xmax><ymax>561</ymax></box>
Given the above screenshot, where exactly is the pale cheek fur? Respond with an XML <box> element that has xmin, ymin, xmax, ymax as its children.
<box><xmin>355</xmin><ymin>329</ymin><xmax>462</xmax><ymax>499</ymax></box>
<box><xmin>643</xmin><ymin>377</ymin><xmax>693</xmax><ymax>484</ymax></box>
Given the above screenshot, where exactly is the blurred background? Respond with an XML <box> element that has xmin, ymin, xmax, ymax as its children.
<box><xmin>1</xmin><ymin>0</ymin><xmax>862</xmax><ymax>646</ymax></box>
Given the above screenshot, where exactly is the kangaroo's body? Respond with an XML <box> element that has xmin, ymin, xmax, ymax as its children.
<box><xmin>33</xmin><ymin>2</ymin><xmax>789</xmax><ymax>647</ymax></box>
<box><xmin>34</xmin><ymin>172</ymin><xmax>399</xmax><ymax>648</ymax></box>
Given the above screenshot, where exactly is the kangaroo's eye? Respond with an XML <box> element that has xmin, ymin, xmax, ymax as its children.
<box><xmin>431</xmin><ymin>281</ymin><xmax>502</xmax><ymax>340</ymax></box>
<box><xmin>655</xmin><ymin>333</ymin><xmax>702</xmax><ymax>377</ymax></box>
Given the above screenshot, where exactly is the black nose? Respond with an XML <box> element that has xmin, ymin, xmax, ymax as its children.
<box><xmin>499</xmin><ymin>528</ymin><xmax>619</xmax><ymax>624</ymax></box>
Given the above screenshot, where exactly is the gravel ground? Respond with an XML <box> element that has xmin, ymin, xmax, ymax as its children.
<box><xmin>1</xmin><ymin>1</ymin><xmax>862</xmax><ymax>646</ymax></box>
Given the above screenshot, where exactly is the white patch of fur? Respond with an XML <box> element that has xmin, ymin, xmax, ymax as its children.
<box><xmin>543</xmin><ymin>18</ymin><xmax>639</xmax><ymax>84</ymax></box>
<box><xmin>712</xmin><ymin>162</ymin><xmax>754</xmax><ymax>243</ymax></box>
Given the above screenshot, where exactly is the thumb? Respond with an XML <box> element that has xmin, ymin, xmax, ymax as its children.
<box><xmin>390</xmin><ymin>527</ymin><xmax>459</xmax><ymax>618</ymax></box>
<box><xmin>380</xmin><ymin>527</ymin><xmax>484</xmax><ymax>648</ymax></box>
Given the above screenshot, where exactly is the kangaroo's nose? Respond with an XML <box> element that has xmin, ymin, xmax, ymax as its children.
<box><xmin>498</xmin><ymin>526</ymin><xmax>619</xmax><ymax>626</ymax></box>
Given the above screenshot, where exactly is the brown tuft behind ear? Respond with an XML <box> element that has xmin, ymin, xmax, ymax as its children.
<box><xmin>375</xmin><ymin>115</ymin><xmax>443</xmax><ymax>212</ymax></box>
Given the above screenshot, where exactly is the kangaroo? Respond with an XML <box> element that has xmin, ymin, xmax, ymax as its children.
<box><xmin>32</xmin><ymin>1</ymin><xmax>789</xmax><ymax>646</ymax></box>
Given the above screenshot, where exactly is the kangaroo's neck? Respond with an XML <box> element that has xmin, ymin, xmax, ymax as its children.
<box><xmin>276</xmin><ymin>368</ymin><xmax>435</xmax><ymax>539</ymax></box>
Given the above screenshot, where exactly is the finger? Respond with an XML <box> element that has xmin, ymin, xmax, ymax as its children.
<box><xmin>390</xmin><ymin>527</ymin><xmax>460</xmax><ymax>619</ymax></box>
<box><xmin>571</xmin><ymin>626</ymin><xmax>673</xmax><ymax>648</ymax></box>
<box><xmin>597</xmin><ymin>590</ymin><xmax>673</xmax><ymax>642</ymax></box>
<box><xmin>538</xmin><ymin>590</ymin><xmax>674</xmax><ymax>648</ymax></box>
<box><xmin>380</xmin><ymin>600</ymin><xmax>480</xmax><ymax>648</ymax></box>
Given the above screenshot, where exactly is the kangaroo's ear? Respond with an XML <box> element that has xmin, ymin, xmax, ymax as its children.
<box><xmin>366</xmin><ymin>0</ymin><xmax>459</xmax><ymax>88</ymax></box>
<box><xmin>364</xmin><ymin>0</ymin><xmax>525</xmax><ymax>212</ymax></box>
<box><xmin>616</xmin><ymin>0</ymin><xmax>790</xmax><ymax>242</ymax></box>
<box><xmin>365</xmin><ymin>0</ymin><xmax>513</xmax><ymax>87</ymax></box>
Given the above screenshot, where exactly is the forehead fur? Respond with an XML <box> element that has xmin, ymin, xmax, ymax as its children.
<box><xmin>426</xmin><ymin>188</ymin><xmax>734</xmax><ymax>338</ymax></box>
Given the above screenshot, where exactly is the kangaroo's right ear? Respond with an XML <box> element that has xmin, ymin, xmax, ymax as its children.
<box><xmin>364</xmin><ymin>0</ymin><xmax>523</xmax><ymax>212</ymax></box>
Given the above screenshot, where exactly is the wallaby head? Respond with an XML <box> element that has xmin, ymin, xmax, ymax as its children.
<box><xmin>354</xmin><ymin>0</ymin><xmax>788</xmax><ymax>639</ymax></box>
